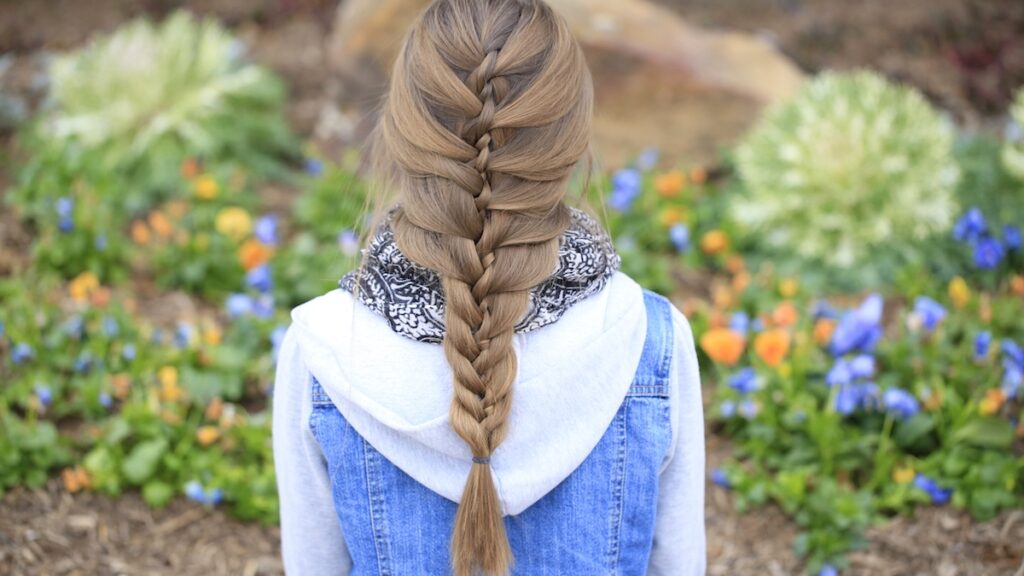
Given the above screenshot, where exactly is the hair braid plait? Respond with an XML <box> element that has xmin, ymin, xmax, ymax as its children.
<box><xmin>373</xmin><ymin>1</ymin><xmax>593</xmax><ymax>574</ymax></box>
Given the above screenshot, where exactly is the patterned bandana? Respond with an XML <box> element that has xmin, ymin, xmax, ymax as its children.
<box><xmin>339</xmin><ymin>207</ymin><xmax>621</xmax><ymax>344</ymax></box>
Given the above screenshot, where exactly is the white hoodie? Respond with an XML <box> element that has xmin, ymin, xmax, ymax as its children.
<box><xmin>273</xmin><ymin>271</ymin><xmax>706</xmax><ymax>574</ymax></box>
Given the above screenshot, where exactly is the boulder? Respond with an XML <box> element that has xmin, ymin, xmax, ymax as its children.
<box><xmin>325</xmin><ymin>0</ymin><xmax>806</xmax><ymax>166</ymax></box>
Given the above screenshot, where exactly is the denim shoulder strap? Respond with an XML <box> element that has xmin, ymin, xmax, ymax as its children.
<box><xmin>629</xmin><ymin>289</ymin><xmax>674</xmax><ymax>397</ymax></box>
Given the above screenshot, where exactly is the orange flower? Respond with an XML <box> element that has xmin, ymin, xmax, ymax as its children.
<box><xmin>205</xmin><ymin>397</ymin><xmax>224</xmax><ymax>421</ymax></box>
<box><xmin>69</xmin><ymin>271</ymin><xmax>100</xmax><ymax>303</ymax></box>
<box><xmin>655</xmin><ymin>170</ymin><xmax>686</xmax><ymax>198</ymax></box>
<box><xmin>979</xmin><ymin>389</ymin><xmax>1007</xmax><ymax>416</ymax></box>
<box><xmin>813</xmin><ymin>319</ymin><xmax>836</xmax><ymax>345</ymax></box>
<box><xmin>689</xmin><ymin>166</ymin><xmax>708</xmax><ymax>185</ymax></box>
<box><xmin>194</xmin><ymin>174</ymin><xmax>219</xmax><ymax>200</ymax></box>
<box><xmin>948</xmin><ymin>277</ymin><xmax>970</xmax><ymax>310</ymax></box>
<box><xmin>712</xmin><ymin>284</ymin><xmax>735</xmax><ymax>310</ymax></box>
<box><xmin>62</xmin><ymin>467</ymin><xmax>92</xmax><ymax>493</ymax></box>
<box><xmin>166</xmin><ymin>199</ymin><xmax>188</xmax><ymax>220</ymax></box>
<box><xmin>148</xmin><ymin>211</ymin><xmax>173</xmax><ymax>239</ymax></box>
<box><xmin>111</xmin><ymin>373</ymin><xmax>132</xmax><ymax>399</ymax></box>
<box><xmin>731</xmin><ymin>271</ymin><xmax>751</xmax><ymax>295</ymax></box>
<box><xmin>699</xmin><ymin>328</ymin><xmax>746</xmax><ymax>365</ymax></box>
<box><xmin>196</xmin><ymin>426</ymin><xmax>221</xmax><ymax>446</ymax></box>
<box><xmin>659</xmin><ymin>206</ymin><xmax>685</xmax><ymax>228</ymax></box>
<box><xmin>725</xmin><ymin>255</ymin><xmax>746</xmax><ymax>274</ymax></box>
<box><xmin>754</xmin><ymin>329</ymin><xmax>791</xmax><ymax>367</ymax></box>
<box><xmin>160</xmin><ymin>409</ymin><xmax>182</xmax><ymax>425</ymax></box>
<box><xmin>701</xmin><ymin>230</ymin><xmax>729</xmax><ymax>255</ymax></box>
<box><xmin>771</xmin><ymin>302</ymin><xmax>799</xmax><ymax>327</ymax></box>
<box><xmin>1011</xmin><ymin>275</ymin><xmax>1024</xmax><ymax>297</ymax></box>
<box><xmin>180</xmin><ymin>157</ymin><xmax>200</xmax><ymax>179</ymax></box>
<box><xmin>90</xmin><ymin>287</ymin><xmax>111</xmax><ymax>308</ymax></box>
<box><xmin>239</xmin><ymin>238</ymin><xmax>273</xmax><ymax>271</ymax></box>
<box><xmin>131</xmin><ymin>220</ymin><xmax>152</xmax><ymax>245</ymax></box>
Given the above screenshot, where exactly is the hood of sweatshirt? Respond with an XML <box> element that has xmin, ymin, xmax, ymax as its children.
<box><xmin>288</xmin><ymin>271</ymin><xmax>646</xmax><ymax>516</ymax></box>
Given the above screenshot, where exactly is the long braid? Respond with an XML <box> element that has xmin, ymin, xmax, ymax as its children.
<box><xmin>374</xmin><ymin>1</ymin><xmax>593</xmax><ymax>574</ymax></box>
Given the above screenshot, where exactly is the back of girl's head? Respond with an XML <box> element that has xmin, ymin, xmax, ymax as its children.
<box><xmin>371</xmin><ymin>0</ymin><xmax>593</xmax><ymax>574</ymax></box>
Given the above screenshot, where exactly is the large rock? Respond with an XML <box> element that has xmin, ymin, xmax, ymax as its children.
<box><xmin>325</xmin><ymin>0</ymin><xmax>806</xmax><ymax>166</ymax></box>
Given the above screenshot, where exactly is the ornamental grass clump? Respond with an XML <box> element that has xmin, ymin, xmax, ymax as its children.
<box><xmin>734</xmin><ymin>71</ymin><xmax>959</xmax><ymax>273</ymax></box>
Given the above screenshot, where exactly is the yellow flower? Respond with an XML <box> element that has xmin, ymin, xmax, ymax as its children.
<box><xmin>158</xmin><ymin>366</ymin><xmax>183</xmax><ymax>403</ymax></box>
<box><xmin>779</xmin><ymin>278</ymin><xmax>799</xmax><ymax>299</ymax></box>
<box><xmin>69</xmin><ymin>271</ymin><xmax>100</xmax><ymax>303</ymax></box>
<box><xmin>754</xmin><ymin>329</ymin><xmax>791</xmax><ymax>368</ymax></box>
<box><xmin>205</xmin><ymin>397</ymin><xmax>224</xmax><ymax>421</ymax></box>
<box><xmin>979</xmin><ymin>389</ymin><xmax>1007</xmax><ymax>416</ymax></box>
<box><xmin>892</xmin><ymin>466</ymin><xmax>915</xmax><ymax>484</ymax></box>
<box><xmin>215</xmin><ymin>207</ymin><xmax>252</xmax><ymax>241</ymax></box>
<box><xmin>202</xmin><ymin>325</ymin><xmax>222</xmax><ymax>346</ymax></box>
<box><xmin>194</xmin><ymin>174</ymin><xmax>219</xmax><ymax>200</ymax></box>
<box><xmin>196</xmin><ymin>426</ymin><xmax>221</xmax><ymax>446</ymax></box>
<box><xmin>148</xmin><ymin>210</ymin><xmax>173</xmax><ymax>239</ymax></box>
<box><xmin>659</xmin><ymin>206</ymin><xmax>686</xmax><ymax>228</ymax></box>
<box><xmin>655</xmin><ymin>170</ymin><xmax>686</xmax><ymax>198</ymax></box>
<box><xmin>701</xmin><ymin>230</ymin><xmax>729</xmax><ymax>255</ymax></box>
<box><xmin>699</xmin><ymin>328</ymin><xmax>746</xmax><ymax>366</ymax></box>
<box><xmin>948</xmin><ymin>277</ymin><xmax>970</xmax><ymax>309</ymax></box>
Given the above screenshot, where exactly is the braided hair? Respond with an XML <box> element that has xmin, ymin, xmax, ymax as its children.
<box><xmin>374</xmin><ymin>0</ymin><xmax>593</xmax><ymax>574</ymax></box>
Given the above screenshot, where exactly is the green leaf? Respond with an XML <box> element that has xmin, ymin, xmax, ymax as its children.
<box><xmin>121</xmin><ymin>439</ymin><xmax>168</xmax><ymax>484</ymax></box>
<box><xmin>952</xmin><ymin>418</ymin><xmax>1015</xmax><ymax>449</ymax></box>
<box><xmin>142</xmin><ymin>481</ymin><xmax>174</xmax><ymax>508</ymax></box>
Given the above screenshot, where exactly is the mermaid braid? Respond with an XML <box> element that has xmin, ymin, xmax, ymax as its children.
<box><xmin>375</xmin><ymin>1</ymin><xmax>592</xmax><ymax>574</ymax></box>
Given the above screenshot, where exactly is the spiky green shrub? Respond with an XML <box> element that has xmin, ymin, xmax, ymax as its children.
<box><xmin>1004</xmin><ymin>87</ymin><xmax>1024</xmax><ymax>181</ymax></box>
<box><xmin>734</xmin><ymin>71</ymin><xmax>959</xmax><ymax>274</ymax></box>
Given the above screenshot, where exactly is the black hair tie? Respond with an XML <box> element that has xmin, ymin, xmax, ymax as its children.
<box><xmin>472</xmin><ymin>456</ymin><xmax>491</xmax><ymax>465</ymax></box>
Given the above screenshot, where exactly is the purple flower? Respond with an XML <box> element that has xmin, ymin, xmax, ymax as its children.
<box><xmin>953</xmin><ymin>207</ymin><xmax>987</xmax><ymax>242</ymax></box>
<box><xmin>608</xmin><ymin>169</ymin><xmax>642</xmax><ymax>212</ymax></box>
<box><xmin>729</xmin><ymin>312</ymin><xmax>750</xmax><ymax>334</ymax></box>
<box><xmin>975</xmin><ymin>331</ymin><xmax>991</xmax><ymax>361</ymax></box>
<box><xmin>1004</xmin><ymin>225</ymin><xmax>1021</xmax><ymax>250</ymax></box>
<box><xmin>728</xmin><ymin>367</ymin><xmax>759</xmax><ymax>394</ymax></box>
<box><xmin>913</xmin><ymin>296</ymin><xmax>946</xmax><ymax>332</ymax></box>
<box><xmin>883</xmin><ymin>388</ymin><xmax>920</xmax><ymax>420</ymax></box>
<box><xmin>305</xmin><ymin>158</ymin><xmax>324</xmax><ymax>176</ymax></box>
<box><xmin>254</xmin><ymin>214</ymin><xmax>279</xmax><ymax>247</ymax></box>
<box><xmin>226</xmin><ymin>293</ymin><xmax>255</xmax><ymax>318</ymax></box>
<box><xmin>711</xmin><ymin>468</ymin><xmax>730</xmax><ymax>489</ymax></box>
<box><xmin>973</xmin><ymin>236</ymin><xmax>1005</xmax><ymax>270</ymax></box>
<box><xmin>669</xmin><ymin>223</ymin><xmax>690</xmax><ymax>252</ymax></box>
<box><xmin>830</xmin><ymin>294</ymin><xmax>883</xmax><ymax>357</ymax></box>
<box><xmin>719</xmin><ymin>400</ymin><xmax>737</xmax><ymax>418</ymax></box>
<box><xmin>11</xmin><ymin>343</ymin><xmax>34</xmax><ymax>364</ymax></box>
<box><xmin>913</xmin><ymin>474</ymin><xmax>952</xmax><ymax>505</ymax></box>
<box><xmin>246</xmin><ymin>264</ymin><xmax>273</xmax><ymax>294</ymax></box>
<box><xmin>338</xmin><ymin>229</ymin><xmax>360</xmax><ymax>257</ymax></box>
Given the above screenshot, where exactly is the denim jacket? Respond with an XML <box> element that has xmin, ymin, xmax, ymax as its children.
<box><xmin>274</xmin><ymin>274</ymin><xmax>705</xmax><ymax>575</ymax></box>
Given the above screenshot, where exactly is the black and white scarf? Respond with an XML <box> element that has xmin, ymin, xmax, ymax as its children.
<box><xmin>339</xmin><ymin>207</ymin><xmax>621</xmax><ymax>344</ymax></box>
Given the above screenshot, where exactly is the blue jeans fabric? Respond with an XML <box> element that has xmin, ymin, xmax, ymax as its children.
<box><xmin>309</xmin><ymin>289</ymin><xmax>674</xmax><ymax>575</ymax></box>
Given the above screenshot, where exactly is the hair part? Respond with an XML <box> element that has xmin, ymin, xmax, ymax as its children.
<box><xmin>373</xmin><ymin>1</ymin><xmax>593</xmax><ymax>574</ymax></box>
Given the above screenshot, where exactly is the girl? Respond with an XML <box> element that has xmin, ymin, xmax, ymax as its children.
<box><xmin>272</xmin><ymin>0</ymin><xmax>705</xmax><ymax>574</ymax></box>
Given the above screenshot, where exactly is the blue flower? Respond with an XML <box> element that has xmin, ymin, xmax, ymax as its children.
<box><xmin>184</xmin><ymin>480</ymin><xmax>206</xmax><ymax>503</ymax></box>
<box><xmin>953</xmin><ymin>207</ymin><xmax>987</xmax><ymax>242</ymax></box>
<box><xmin>102</xmin><ymin>316</ymin><xmax>119</xmax><ymax>337</ymax></box>
<box><xmin>246</xmin><ymin>264</ymin><xmax>273</xmax><ymax>294</ymax></box>
<box><xmin>305</xmin><ymin>158</ymin><xmax>324</xmax><ymax>176</ymax></box>
<box><xmin>711</xmin><ymin>468</ymin><xmax>731</xmax><ymax>489</ymax></box>
<box><xmin>35</xmin><ymin>384</ymin><xmax>52</xmax><ymax>407</ymax></box>
<box><xmin>883</xmin><ymin>387</ymin><xmax>919</xmax><ymax>420</ymax></box>
<box><xmin>848</xmin><ymin>355</ymin><xmax>876</xmax><ymax>379</ymax></box>
<box><xmin>719</xmin><ymin>400</ymin><xmax>737</xmax><ymax>418</ymax></box>
<box><xmin>122</xmin><ymin>343</ymin><xmax>137</xmax><ymax>362</ymax></box>
<box><xmin>254</xmin><ymin>294</ymin><xmax>275</xmax><ymax>319</ymax></box>
<box><xmin>728</xmin><ymin>368</ymin><xmax>759</xmax><ymax>394</ymax></box>
<box><xmin>830</xmin><ymin>294</ymin><xmax>883</xmax><ymax>357</ymax></box>
<box><xmin>175</xmin><ymin>323</ymin><xmax>193</xmax><ymax>349</ymax></box>
<box><xmin>826</xmin><ymin>359</ymin><xmax>852</xmax><ymax>387</ymax></box>
<box><xmin>1004</xmin><ymin>225</ymin><xmax>1021</xmax><ymax>250</ymax></box>
<box><xmin>56</xmin><ymin>197</ymin><xmax>74</xmax><ymax>233</ymax></box>
<box><xmin>11</xmin><ymin>343</ymin><xmax>34</xmax><ymax>364</ymax></box>
<box><xmin>1003</xmin><ymin>364</ymin><xmax>1022</xmax><ymax>399</ymax></box>
<box><xmin>818</xmin><ymin>565</ymin><xmax>838</xmax><ymax>576</ymax></box>
<box><xmin>151</xmin><ymin>328</ymin><xmax>164</xmax><ymax>344</ymax></box>
<box><xmin>206</xmin><ymin>487</ymin><xmax>224</xmax><ymax>505</ymax></box>
<box><xmin>254</xmin><ymin>214</ymin><xmax>279</xmax><ymax>247</ymax></box>
<box><xmin>811</xmin><ymin>300</ymin><xmax>838</xmax><ymax>320</ymax></box>
<box><xmin>608</xmin><ymin>168</ymin><xmax>642</xmax><ymax>212</ymax></box>
<box><xmin>913</xmin><ymin>474</ymin><xmax>952</xmax><ymax>505</ymax></box>
<box><xmin>271</xmin><ymin>325</ymin><xmax>288</xmax><ymax>363</ymax></box>
<box><xmin>1003</xmin><ymin>339</ymin><xmax>1024</xmax><ymax>368</ymax></box>
<box><xmin>669</xmin><ymin>223</ymin><xmax>690</xmax><ymax>252</ymax></box>
<box><xmin>226</xmin><ymin>293</ymin><xmax>255</xmax><ymax>318</ymax></box>
<box><xmin>99</xmin><ymin>392</ymin><xmax>113</xmax><ymax>409</ymax></box>
<box><xmin>835</xmin><ymin>384</ymin><xmax>860</xmax><ymax>415</ymax></box>
<box><xmin>739</xmin><ymin>398</ymin><xmax>759</xmax><ymax>419</ymax></box>
<box><xmin>635</xmin><ymin>147</ymin><xmax>660</xmax><ymax>171</ymax></box>
<box><xmin>338</xmin><ymin>229</ymin><xmax>360</xmax><ymax>257</ymax></box>
<box><xmin>973</xmin><ymin>236</ymin><xmax>1005</xmax><ymax>270</ymax></box>
<box><xmin>750</xmin><ymin>318</ymin><xmax>765</xmax><ymax>333</ymax></box>
<box><xmin>94</xmin><ymin>234</ymin><xmax>108</xmax><ymax>251</ymax></box>
<box><xmin>913</xmin><ymin>296</ymin><xmax>946</xmax><ymax>332</ymax></box>
<box><xmin>0</xmin><ymin>320</ymin><xmax>4</xmax><ymax>339</ymax></box>
<box><xmin>74</xmin><ymin>353</ymin><xmax>93</xmax><ymax>374</ymax></box>
<box><xmin>975</xmin><ymin>331</ymin><xmax>991</xmax><ymax>361</ymax></box>
<box><xmin>65</xmin><ymin>316</ymin><xmax>85</xmax><ymax>339</ymax></box>
<box><xmin>729</xmin><ymin>312</ymin><xmax>750</xmax><ymax>334</ymax></box>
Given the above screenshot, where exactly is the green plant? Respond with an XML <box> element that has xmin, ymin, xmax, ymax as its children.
<box><xmin>1004</xmin><ymin>86</ymin><xmax>1024</xmax><ymax>181</ymax></box>
<box><xmin>733</xmin><ymin>71</ymin><xmax>959</xmax><ymax>282</ymax></box>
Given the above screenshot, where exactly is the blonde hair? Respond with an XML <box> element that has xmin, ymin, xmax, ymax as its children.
<box><xmin>371</xmin><ymin>0</ymin><xmax>593</xmax><ymax>573</ymax></box>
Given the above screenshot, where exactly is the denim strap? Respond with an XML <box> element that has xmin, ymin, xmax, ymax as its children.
<box><xmin>628</xmin><ymin>290</ymin><xmax>673</xmax><ymax>397</ymax></box>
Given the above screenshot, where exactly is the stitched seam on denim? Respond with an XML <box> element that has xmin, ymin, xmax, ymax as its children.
<box><xmin>311</xmin><ymin>377</ymin><xmax>333</xmax><ymax>405</ymax></box>
<box><xmin>607</xmin><ymin>404</ymin><xmax>628</xmax><ymax>571</ymax></box>
<box><xmin>363</xmin><ymin>441</ymin><xmax>392</xmax><ymax>575</ymax></box>
<box><xmin>653</xmin><ymin>294</ymin><xmax>673</xmax><ymax>381</ymax></box>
